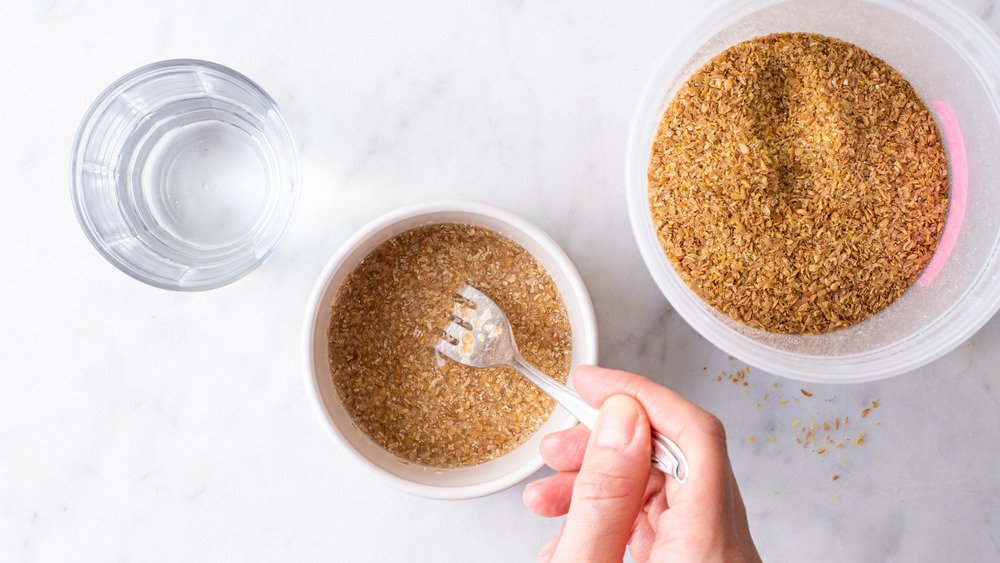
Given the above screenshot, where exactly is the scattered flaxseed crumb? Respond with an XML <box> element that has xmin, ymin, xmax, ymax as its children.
<box><xmin>712</xmin><ymin>356</ymin><xmax>885</xmax><ymax>469</ymax></box>
<box><xmin>647</xmin><ymin>33</ymin><xmax>948</xmax><ymax>334</ymax></box>
<box><xmin>861</xmin><ymin>408</ymin><xmax>871</xmax><ymax>418</ymax></box>
<box><xmin>832</xmin><ymin>474</ymin><xmax>840</xmax><ymax>481</ymax></box>
<box><xmin>872</xmin><ymin>400</ymin><xmax>879</xmax><ymax>409</ymax></box>
<box><xmin>328</xmin><ymin>224</ymin><xmax>572</xmax><ymax>468</ymax></box>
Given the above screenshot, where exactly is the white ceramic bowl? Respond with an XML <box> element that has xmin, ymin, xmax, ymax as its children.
<box><xmin>303</xmin><ymin>201</ymin><xmax>598</xmax><ymax>499</ymax></box>
<box><xmin>626</xmin><ymin>0</ymin><xmax>1000</xmax><ymax>383</ymax></box>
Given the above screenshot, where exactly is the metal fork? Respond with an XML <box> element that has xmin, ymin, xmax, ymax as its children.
<box><xmin>435</xmin><ymin>284</ymin><xmax>688</xmax><ymax>483</ymax></box>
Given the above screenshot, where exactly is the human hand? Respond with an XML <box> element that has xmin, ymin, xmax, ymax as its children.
<box><xmin>523</xmin><ymin>366</ymin><xmax>760</xmax><ymax>563</ymax></box>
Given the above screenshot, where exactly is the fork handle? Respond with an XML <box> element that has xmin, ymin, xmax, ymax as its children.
<box><xmin>511</xmin><ymin>356</ymin><xmax>688</xmax><ymax>483</ymax></box>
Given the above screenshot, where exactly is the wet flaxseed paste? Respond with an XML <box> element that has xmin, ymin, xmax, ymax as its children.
<box><xmin>648</xmin><ymin>33</ymin><xmax>949</xmax><ymax>334</ymax></box>
<box><xmin>327</xmin><ymin>224</ymin><xmax>572</xmax><ymax>468</ymax></box>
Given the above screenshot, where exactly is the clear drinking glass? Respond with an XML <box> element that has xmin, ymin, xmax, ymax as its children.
<box><xmin>71</xmin><ymin>59</ymin><xmax>299</xmax><ymax>291</ymax></box>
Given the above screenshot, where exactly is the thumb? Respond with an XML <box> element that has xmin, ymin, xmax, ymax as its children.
<box><xmin>552</xmin><ymin>395</ymin><xmax>651</xmax><ymax>563</ymax></box>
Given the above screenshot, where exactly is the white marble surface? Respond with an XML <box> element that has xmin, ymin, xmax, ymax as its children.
<box><xmin>2</xmin><ymin>0</ymin><xmax>1000</xmax><ymax>561</ymax></box>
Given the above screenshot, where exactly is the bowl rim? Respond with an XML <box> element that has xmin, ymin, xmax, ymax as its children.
<box><xmin>70</xmin><ymin>58</ymin><xmax>300</xmax><ymax>292</ymax></box>
<box><xmin>302</xmin><ymin>200</ymin><xmax>599</xmax><ymax>499</ymax></box>
<box><xmin>625</xmin><ymin>0</ymin><xmax>1000</xmax><ymax>383</ymax></box>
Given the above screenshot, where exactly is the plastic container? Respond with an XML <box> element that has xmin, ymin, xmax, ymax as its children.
<box><xmin>626</xmin><ymin>0</ymin><xmax>1000</xmax><ymax>383</ymax></box>
<box><xmin>72</xmin><ymin>60</ymin><xmax>299</xmax><ymax>291</ymax></box>
<box><xmin>303</xmin><ymin>202</ymin><xmax>598</xmax><ymax>499</ymax></box>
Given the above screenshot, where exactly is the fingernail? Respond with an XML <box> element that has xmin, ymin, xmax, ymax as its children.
<box><xmin>594</xmin><ymin>395</ymin><xmax>639</xmax><ymax>448</ymax></box>
<box><xmin>522</xmin><ymin>481</ymin><xmax>539</xmax><ymax>506</ymax></box>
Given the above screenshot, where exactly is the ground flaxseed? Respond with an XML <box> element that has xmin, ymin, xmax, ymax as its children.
<box><xmin>327</xmin><ymin>223</ymin><xmax>572</xmax><ymax>468</ymax></box>
<box><xmin>648</xmin><ymin>33</ymin><xmax>949</xmax><ymax>334</ymax></box>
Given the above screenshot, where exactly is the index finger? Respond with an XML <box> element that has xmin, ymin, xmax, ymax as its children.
<box><xmin>570</xmin><ymin>365</ymin><xmax>730</xmax><ymax>488</ymax></box>
<box><xmin>572</xmin><ymin>365</ymin><xmax>723</xmax><ymax>444</ymax></box>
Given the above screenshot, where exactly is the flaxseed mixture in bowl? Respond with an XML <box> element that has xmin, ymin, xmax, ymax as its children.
<box><xmin>648</xmin><ymin>32</ymin><xmax>949</xmax><ymax>335</ymax></box>
<box><xmin>627</xmin><ymin>0</ymin><xmax>1000</xmax><ymax>381</ymax></box>
<box><xmin>304</xmin><ymin>202</ymin><xmax>597</xmax><ymax>498</ymax></box>
<box><xmin>328</xmin><ymin>223</ymin><xmax>571</xmax><ymax>468</ymax></box>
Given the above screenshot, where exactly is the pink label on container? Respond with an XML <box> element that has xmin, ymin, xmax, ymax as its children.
<box><xmin>916</xmin><ymin>101</ymin><xmax>968</xmax><ymax>287</ymax></box>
